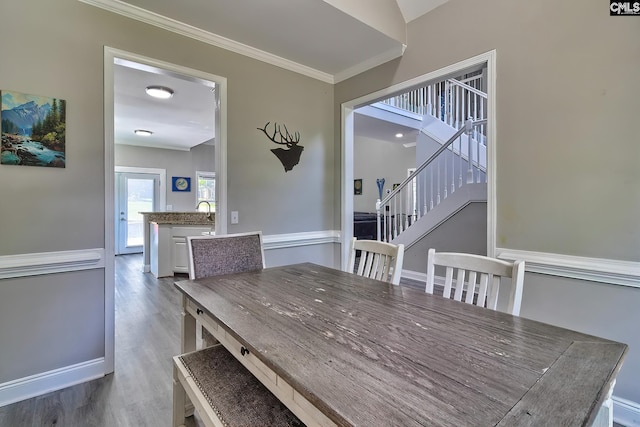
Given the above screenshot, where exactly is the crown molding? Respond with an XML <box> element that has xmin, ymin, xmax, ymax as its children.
<box><xmin>79</xmin><ymin>0</ymin><xmax>335</xmax><ymax>83</ymax></box>
<box><xmin>333</xmin><ymin>44</ymin><xmax>406</xmax><ymax>83</ymax></box>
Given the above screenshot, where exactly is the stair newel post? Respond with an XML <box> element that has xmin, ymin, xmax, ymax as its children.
<box><xmin>376</xmin><ymin>199</ymin><xmax>382</xmax><ymax>242</ymax></box>
<box><xmin>465</xmin><ymin>119</ymin><xmax>474</xmax><ymax>184</ymax></box>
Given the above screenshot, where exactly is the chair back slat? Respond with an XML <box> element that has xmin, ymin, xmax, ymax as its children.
<box><xmin>425</xmin><ymin>248</ymin><xmax>525</xmax><ymax>316</ymax></box>
<box><xmin>346</xmin><ymin>238</ymin><xmax>405</xmax><ymax>285</ymax></box>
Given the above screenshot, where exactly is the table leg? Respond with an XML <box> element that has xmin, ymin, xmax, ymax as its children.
<box><xmin>172</xmin><ymin>363</ymin><xmax>186</xmax><ymax>427</ymax></box>
<box><xmin>591</xmin><ymin>379</ymin><xmax>615</xmax><ymax>427</ymax></box>
<box><xmin>180</xmin><ymin>295</ymin><xmax>196</xmax><ymax>417</ymax></box>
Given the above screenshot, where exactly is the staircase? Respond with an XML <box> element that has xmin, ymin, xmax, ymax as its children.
<box><xmin>374</xmin><ymin>72</ymin><xmax>488</xmax><ymax>247</ymax></box>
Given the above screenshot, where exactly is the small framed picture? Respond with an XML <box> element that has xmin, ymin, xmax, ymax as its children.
<box><xmin>172</xmin><ymin>177</ymin><xmax>191</xmax><ymax>192</ymax></box>
<box><xmin>354</xmin><ymin>179</ymin><xmax>362</xmax><ymax>195</ymax></box>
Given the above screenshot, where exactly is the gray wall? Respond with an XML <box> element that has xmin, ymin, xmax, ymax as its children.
<box><xmin>0</xmin><ymin>0</ymin><xmax>334</xmax><ymax>387</ymax></box>
<box><xmin>403</xmin><ymin>202</ymin><xmax>487</xmax><ymax>273</ymax></box>
<box><xmin>335</xmin><ymin>0</ymin><xmax>640</xmax><ymax>405</ymax></box>
<box><xmin>115</xmin><ymin>143</ymin><xmax>214</xmax><ymax>212</ymax></box>
<box><xmin>354</xmin><ymin>135</ymin><xmax>415</xmax><ymax>212</ymax></box>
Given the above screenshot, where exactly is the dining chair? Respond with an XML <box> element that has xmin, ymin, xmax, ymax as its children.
<box><xmin>346</xmin><ymin>237</ymin><xmax>405</xmax><ymax>285</ymax></box>
<box><xmin>187</xmin><ymin>231</ymin><xmax>265</xmax><ymax>347</ymax></box>
<box><xmin>425</xmin><ymin>248</ymin><xmax>525</xmax><ymax>316</ymax></box>
<box><xmin>187</xmin><ymin>231</ymin><xmax>265</xmax><ymax>280</ymax></box>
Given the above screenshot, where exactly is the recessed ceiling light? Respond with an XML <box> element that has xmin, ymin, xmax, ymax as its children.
<box><xmin>145</xmin><ymin>85</ymin><xmax>174</xmax><ymax>99</ymax></box>
<box><xmin>395</xmin><ymin>133</ymin><xmax>404</xmax><ymax>138</ymax></box>
<box><xmin>134</xmin><ymin>129</ymin><xmax>153</xmax><ymax>136</ymax></box>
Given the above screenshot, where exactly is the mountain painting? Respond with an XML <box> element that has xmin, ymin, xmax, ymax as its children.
<box><xmin>1</xmin><ymin>90</ymin><xmax>66</xmax><ymax>168</ymax></box>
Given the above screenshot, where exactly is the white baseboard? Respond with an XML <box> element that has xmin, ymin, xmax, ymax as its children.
<box><xmin>614</xmin><ymin>396</ymin><xmax>640</xmax><ymax>427</ymax></box>
<box><xmin>0</xmin><ymin>358</ymin><xmax>105</xmax><ymax>407</ymax></box>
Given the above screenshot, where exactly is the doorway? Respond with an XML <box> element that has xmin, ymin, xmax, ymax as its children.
<box><xmin>341</xmin><ymin>51</ymin><xmax>497</xmax><ymax>269</ymax></box>
<box><xmin>103</xmin><ymin>47</ymin><xmax>228</xmax><ymax>373</ymax></box>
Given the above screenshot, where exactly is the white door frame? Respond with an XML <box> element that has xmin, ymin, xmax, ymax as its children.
<box><xmin>103</xmin><ymin>47</ymin><xmax>228</xmax><ymax>373</ymax></box>
<box><xmin>340</xmin><ymin>50</ymin><xmax>497</xmax><ymax>269</ymax></box>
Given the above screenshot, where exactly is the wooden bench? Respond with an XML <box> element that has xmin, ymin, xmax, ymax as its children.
<box><xmin>173</xmin><ymin>344</ymin><xmax>305</xmax><ymax>427</ymax></box>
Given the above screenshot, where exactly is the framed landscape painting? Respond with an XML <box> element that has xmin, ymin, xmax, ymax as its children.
<box><xmin>1</xmin><ymin>90</ymin><xmax>66</xmax><ymax>168</ymax></box>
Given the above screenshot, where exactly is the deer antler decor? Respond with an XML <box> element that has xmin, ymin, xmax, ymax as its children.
<box><xmin>257</xmin><ymin>122</ymin><xmax>304</xmax><ymax>172</ymax></box>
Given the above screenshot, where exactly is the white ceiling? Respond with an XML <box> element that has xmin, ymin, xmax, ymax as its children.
<box><xmin>114</xmin><ymin>59</ymin><xmax>216</xmax><ymax>150</ymax></box>
<box><xmin>106</xmin><ymin>0</ymin><xmax>446</xmax><ymax>150</ymax></box>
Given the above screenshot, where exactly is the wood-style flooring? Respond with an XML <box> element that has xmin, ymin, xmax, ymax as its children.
<box><xmin>0</xmin><ymin>254</ymin><xmax>205</xmax><ymax>427</ymax></box>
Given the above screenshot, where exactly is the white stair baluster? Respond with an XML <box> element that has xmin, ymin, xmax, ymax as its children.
<box><xmin>458</xmin><ymin>134</ymin><xmax>463</xmax><ymax>188</ymax></box>
<box><xmin>444</xmin><ymin>154</ymin><xmax>448</xmax><ymax>199</ymax></box>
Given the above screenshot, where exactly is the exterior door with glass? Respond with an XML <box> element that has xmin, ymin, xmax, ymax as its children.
<box><xmin>116</xmin><ymin>172</ymin><xmax>159</xmax><ymax>255</ymax></box>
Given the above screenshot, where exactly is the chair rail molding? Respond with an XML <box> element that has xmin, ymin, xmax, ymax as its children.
<box><xmin>496</xmin><ymin>248</ymin><xmax>640</xmax><ymax>288</ymax></box>
<box><xmin>262</xmin><ymin>230</ymin><xmax>340</xmax><ymax>250</ymax></box>
<box><xmin>0</xmin><ymin>248</ymin><xmax>105</xmax><ymax>280</ymax></box>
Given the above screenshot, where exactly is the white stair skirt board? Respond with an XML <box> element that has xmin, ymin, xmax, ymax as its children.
<box><xmin>0</xmin><ymin>358</ymin><xmax>105</xmax><ymax>407</ymax></box>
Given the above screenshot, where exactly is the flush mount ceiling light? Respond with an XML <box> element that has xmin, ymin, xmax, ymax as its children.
<box><xmin>395</xmin><ymin>133</ymin><xmax>404</xmax><ymax>138</ymax></box>
<box><xmin>134</xmin><ymin>129</ymin><xmax>153</xmax><ymax>136</ymax></box>
<box><xmin>145</xmin><ymin>85</ymin><xmax>174</xmax><ymax>99</ymax></box>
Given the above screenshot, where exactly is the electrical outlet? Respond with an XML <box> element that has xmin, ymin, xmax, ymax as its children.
<box><xmin>166</xmin><ymin>205</ymin><xmax>173</xmax><ymax>211</ymax></box>
<box><xmin>231</xmin><ymin>211</ymin><xmax>239</xmax><ymax>224</ymax></box>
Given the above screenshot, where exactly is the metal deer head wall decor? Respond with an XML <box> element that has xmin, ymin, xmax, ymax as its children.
<box><xmin>257</xmin><ymin>122</ymin><xmax>304</xmax><ymax>172</ymax></box>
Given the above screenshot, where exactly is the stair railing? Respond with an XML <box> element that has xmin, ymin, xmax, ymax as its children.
<box><xmin>376</xmin><ymin>119</ymin><xmax>487</xmax><ymax>243</ymax></box>
<box><xmin>380</xmin><ymin>77</ymin><xmax>487</xmax><ymax>136</ymax></box>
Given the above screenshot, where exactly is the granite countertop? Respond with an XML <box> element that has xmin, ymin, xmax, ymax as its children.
<box><xmin>142</xmin><ymin>212</ymin><xmax>215</xmax><ymax>225</ymax></box>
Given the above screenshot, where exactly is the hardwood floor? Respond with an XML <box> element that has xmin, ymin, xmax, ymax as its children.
<box><xmin>0</xmin><ymin>254</ymin><xmax>205</xmax><ymax>427</ymax></box>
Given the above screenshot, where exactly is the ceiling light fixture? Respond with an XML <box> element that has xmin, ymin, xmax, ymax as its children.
<box><xmin>134</xmin><ymin>129</ymin><xmax>153</xmax><ymax>136</ymax></box>
<box><xmin>145</xmin><ymin>85</ymin><xmax>174</xmax><ymax>99</ymax></box>
<box><xmin>395</xmin><ymin>133</ymin><xmax>404</xmax><ymax>138</ymax></box>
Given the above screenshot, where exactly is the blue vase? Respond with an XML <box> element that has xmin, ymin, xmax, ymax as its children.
<box><xmin>376</xmin><ymin>178</ymin><xmax>385</xmax><ymax>200</ymax></box>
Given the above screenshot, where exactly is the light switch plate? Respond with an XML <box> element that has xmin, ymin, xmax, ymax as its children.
<box><xmin>231</xmin><ymin>211</ymin><xmax>239</xmax><ymax>224</ymax></box>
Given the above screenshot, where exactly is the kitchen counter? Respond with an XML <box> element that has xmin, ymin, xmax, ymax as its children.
<box><xmin>140</xmin><ymin>212</ymin><xmax>216</xmax><ymax>276</ymax></box>
<box><xmin>142</xmin><ymin>211</ymin><xmax>215</xmax><ymax>225</ymax></box>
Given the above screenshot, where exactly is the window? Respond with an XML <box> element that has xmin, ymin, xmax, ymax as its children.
<box><xmin>196</xmin><ymin>171</ymin><xmax>216</xmax><ymax>212</ymax></box>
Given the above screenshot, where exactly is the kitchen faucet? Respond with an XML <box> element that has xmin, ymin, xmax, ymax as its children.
<box><xmin>196</xmin><ymin>201</ymin><xmax>212</xmax><ymax>219</ymax></box>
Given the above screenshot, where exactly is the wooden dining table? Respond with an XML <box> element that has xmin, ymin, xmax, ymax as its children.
<box><xmin>174</xmin><ymin>263</ymin><xmax>627</xmax><ymax>427</ymax></box>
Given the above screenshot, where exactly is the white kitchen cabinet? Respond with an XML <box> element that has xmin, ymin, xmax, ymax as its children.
<box><xmin>150</xmin><ymin>224</ymin><xmax>213</xmax><ymax>277</ymax></box>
